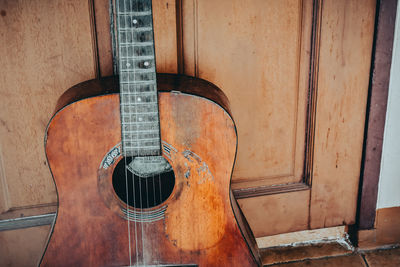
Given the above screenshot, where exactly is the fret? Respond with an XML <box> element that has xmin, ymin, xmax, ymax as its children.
<box><xmin>118</xmin><ymin>42</ymin><xmax>153</xmax><ymax>46</ymax></box>
<box><xmin>120</xmin><ymin>59</ymin><xmax>155</xmax><ymax>71</ymax></box>
<box><xmin>120</xmin><ymin>106</ymin><xmax>158</xmax><ymax>112</ymax></box>
<box><xmin>122</xmin><ymin>139</ymin><xmax>159</xmax><ymax>146</ymax></box>
<box><xmin>122</xmin><ymin>137</ymin><xmax>160</xmax><ymax>142</ymax></box>
<box><xmin>121</xmin><ymin>116</ymin><xmax>158</xmax><ymax>124</ymax></box>
<box><xmin>121</xmin><ymin>93</ymin><xmax>157</xmax><ymax>100</ymax></box>
<box><xmin>119</xmin><ymin>44</ymin><xmax>154</xmax><ymax>57</ymax></box>
<box><xmin>120</xmin><ymin>55</ymin><xmax>154</xmax><ymax>60</ymax></box>
<box><xmin>123</xmin><ymin>145</ymin><xmax>160</xmax><ymax>150</ymax></box>
<box><xmin>121</xmin><ymin>117</ymin><xmax>158</xmax><ymax>124</ymax></box>
<box><xmin>121</xmin><ymin>119</ymin><xmax>158</xmax><ymax>125</ymax></box>
<box><xmin>121</xmin><ymin>131</ymin><xmax>159</xmax><ymax>139</ymax></box>
<box><xmin>120</xmin><ymin>91</ymin><xmax>155</xmax><ymax>95</ymax></box>
<box><xmin>119</xmin><ymin>26</ymin><xmax>153</xmax><ymax>32</ymax></box>
<box><xmin>120</xmin><ymin>102</ymin><xmax>157</xmax><ymax>107</ymax></box>
<box><xmin>123</xmin><ymin>148</ymin><xmax>160</xmax><ymax>157</ymax></box>
<box><xmin>117</xmin><ymin>0</ymin><xmax>152</xmax><ymax>12</ymax></box>
<box><xmin>122</xmin><ymin>129</ymin><xmax>159</xmax><ymax>134</ymax></box>
<box><xmin>121</xmin><ymin>94</ymin><xmax>157</xmax><ymax>103</ymax></box>
<box><xmin>120</xmin><ymin>83</ymin><xmax>156</xmax><ymax>93</ymax></box>
<box><xmin>122</xmin><ymin>122</ymin><xmax>159</xmax><ymax>127</ymax></box>
<box><xmin>120</xmin><ymin>80</ymin><xmax>155</xmax><ymax>85</ymax></box>
<box><xmin>121</xmin><ymin>105</ymin><xmax>158</xmax><ymax>114</ymax></box>
<box><xmin>119</xmin><ymin>31</ymin><xmax>153</xmax><ymax>43</ymax></box>
<box><xmin>118</xmin><ymin>14</ymin><xmax>152</xmax><ymax>28</ymax></box>
<box><xmin>117</xmin><ymin>11</ymin><xmax>152</xmax><ymax>15</ymax></box>
<box><xmin>120</xmin><ymin>68</ymin><xmax>155</xmax><ymax>74</ymax></box>
<box><xmin>121</xmin><ymin>123</ymin><xmax>159</xmax><ymax>132</ymax></box>
<box><xmin>120</xmin><ymin>42</ymin><xmax>153</xmax><ymax>47</ymax></box>
<box><xmin>120</xmin><ymin>72</ymin><xmax>155</xmax><ymax>83</ymax></box>
<box><xmin>122</xmin><ymin>116</ymin><xmax>158</xmax><ymax>126</ymax></box>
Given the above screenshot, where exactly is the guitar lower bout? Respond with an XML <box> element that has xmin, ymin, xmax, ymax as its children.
<box><xmin>41</xmin><ymin>74</ymin><xmax>261</xmax><ymax>267</ymax></box>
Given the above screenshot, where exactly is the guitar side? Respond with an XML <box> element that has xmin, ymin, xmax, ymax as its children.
<box><xmin>41</xmin><ymin>74</ymin><xmax>261</xmax><ymax>267</ymax></box>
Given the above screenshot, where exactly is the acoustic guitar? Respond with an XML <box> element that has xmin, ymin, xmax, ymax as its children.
<box><xmin>41</xmin><ymin>0</ymin><xmax>261</xmax><ymax>266</ymax></box>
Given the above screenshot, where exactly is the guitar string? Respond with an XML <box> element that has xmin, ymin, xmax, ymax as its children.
<box><xmin>148</xmin><ymin>0</ymin><xmax>160</xmax><ymax>263</ymax></box>
<box><xmin>132</xmin><ymin>0</ymin><xmax>146</xmax><ymax>264</ymax></box>
<box><xmin>117</xmin><ymin>0</ymin><xmax>133</xmax><ymax>266</ymax></box>
<box><xmin>114</xmin><ymin>0</ymin><xmax>132</xmax><ymax>266</ymax></box>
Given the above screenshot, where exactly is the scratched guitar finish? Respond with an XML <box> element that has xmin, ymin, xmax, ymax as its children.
<box><xmin>40</xmin><ymin>0</ymin><xmax>260</xmax><ymax>266</ymax></box>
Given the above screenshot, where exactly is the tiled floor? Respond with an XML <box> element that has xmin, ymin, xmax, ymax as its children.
<box><xmin>262</xmin><ymin>245</ymin><xmax>400</xmax><ymax>266</ymax></box>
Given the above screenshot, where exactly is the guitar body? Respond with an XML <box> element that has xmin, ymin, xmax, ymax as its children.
<box><xmin>41</xmin><ymin>74</ymin><xmax>260</xmax><ymax>267</ymax></box>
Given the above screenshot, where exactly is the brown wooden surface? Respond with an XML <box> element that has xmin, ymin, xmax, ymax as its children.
<box><xmin>0</xmin><ymin>225</ymin><xmax>51</xmax><ymax>267</ymax></box>
<box><xmin>181</xmin><ymin>0</ymin><xmax>313</xmax><ymax>188</ymax></box>
<box><xmin>309</xmin><ymin>0</ymin><xmax>376</xmax><ymax>229</ymax></box>
<box><xmin>358</xmin><ymin>0</ymin><xmax>398</xmax><ymax>230</ymax></box>
<box><xmin>93</xmin><ymin>0</ymin><xmax>114</xmax><ymax>77</ymax></box>
<box><xmin>0</xmin><ymin>0</ymin><xmax>96</xmax><ymax>213</ymax></box>
<box><xmin>0</xmin><ymin>0</ymin><xmax>379</xmax><ymax>259</ymax></box>
<box><xmin>42</xmin><ymin>77</ymin><xmax>260</xmax><ymax>266</ymax></box>
<box><xmin>238</xmin><ymin>190</ymin><xmax>310</xmax><ymax>237</ymax></box>
<box><xmin>358</xmin><ymin>207</ymin><xmax>400</xmax><ymax>249</ymax></box>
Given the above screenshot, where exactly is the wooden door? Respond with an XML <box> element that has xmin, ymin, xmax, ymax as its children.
<box><xmin>178</xmin><ymin>0</ymin><xmax>376</xmax><ymax>237</ymax></box>
<box><xmin>0</xmin><ymin>0</ymin><xmax>376</xmax><ymax>258</ymax></box>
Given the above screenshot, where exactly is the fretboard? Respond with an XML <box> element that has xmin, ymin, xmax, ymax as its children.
<box><xmin>116</xmin><ymin>0</ymin><xmax>160</xmax><ymax>157</ymax></box>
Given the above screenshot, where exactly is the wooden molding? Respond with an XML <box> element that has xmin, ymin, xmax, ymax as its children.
<box><xmin>233</xmin><ymin>182</ymin><xmax>309</xmax><ymax>199</ymax></box>
<box><xmin>304</xmin><ymin>0</ymin><xmax>322</xmax><ymax>186</ymax></box>
<box><xmin>0</xmin><ymin>213</ymin><xmax>55</xmax><ymax>232</ymax></box>
<box><xmin>358</xmin><ymin>0</ymin><xmax>398</xmax><ymax>230</ymax></box>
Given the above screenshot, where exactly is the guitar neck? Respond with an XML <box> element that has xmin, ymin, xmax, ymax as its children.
<box><xmin>115</xmin><ymin>0</ymin><xmax>161</xmax><ymax>157</ymax></box>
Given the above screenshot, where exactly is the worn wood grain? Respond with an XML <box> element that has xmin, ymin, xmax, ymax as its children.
<box><xmin>310</xmin><ymin>0</ymin><xmax>376</xmax><ymax>229</ymax></box>
<box><xmin>93</xmin><ymin>0</ymin><xmax>114</xmax><ymax>77</ymax></box>
<box><xmin>41</xmin><ymin>76</ymin><xmax>260</xmax><ymax>266</ymax></box>
<box><xmin>358</xmin><ymin>207</ymin><xmax>400</xmax><ymax>249</ymax></box>
<box><xmin>358</xmin><ymin>0</ymin><xmax>397</xmax><ymax>230</ymax></box>
<box><xmin>153</xmin><ymin>0</ymin><xmax>178</xmax><ymax>73</ymax></box>
<box><xmin>0</xmin><ymin>0</ymin><xmax>96</xmax><ymax>211</ymax></box>
<box><xmin>238</xmin><ymin>190</ymin><xmax>310</xmax><ymax>237</ymax></box>
<box><xmin>181</xmin><ymin>0</ymin><xmax>312</xmax><ymax>188</ymax></box>
<box><xmin>0</xmin><ymin>224</ymin><xmax>51</xmax><ymax>267</ymax></box>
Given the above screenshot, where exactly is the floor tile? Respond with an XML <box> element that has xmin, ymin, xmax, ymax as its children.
<box><xmin>264</xmin><ymin>254</ymin><xmax>366</xmax><ymax>267</ymax></box>
<box><xmin>261</xmin><ymin>242</ymin><xmax>352</xmax><ymax>265</ymax></box>
<box><xmin>363</xmin><ymin>247</ymin><xmax>400</xmax><ymax>267</ymax></box>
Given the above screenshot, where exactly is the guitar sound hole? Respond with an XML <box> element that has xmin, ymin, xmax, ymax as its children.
<box><xmin>112</xmin><ymin>157</ymin><xmax>175</xmax><ymax>209</ymax></box>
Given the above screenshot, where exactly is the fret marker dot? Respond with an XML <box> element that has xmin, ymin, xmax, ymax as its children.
<box><xmin>137</xmin><ymin>97</ymin><xmax>142</xmax><ymax>102</ymax></box>
<box><xmin>132</xmin><ymin>19</ymin><xmax>138</xmax><ymax>24</ymax></box>
<box><xmin>138</xmin><ymin>117</ymin><xmax>143</xmax><ymax>122</ymax></box>
<box><xmin>144</xmin><ymin>61</ymin><xmax>149</xmax><ymax>67</ymax></box>
<box><xmin>126</xmin><ymin>62</ymin><xmax>131</xmax><ymax>67</ymax></box>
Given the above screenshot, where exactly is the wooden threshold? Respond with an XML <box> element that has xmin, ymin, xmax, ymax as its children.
<box><xmin>256</xmin><ymin>226</ymin><xmax>347</xmax><ymax>249</ymax></box>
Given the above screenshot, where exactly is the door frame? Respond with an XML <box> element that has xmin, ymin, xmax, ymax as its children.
<box><xmin>356</xmin><ymin>0</ymin><xmax>398</xmax><ymax>230</ymax></box>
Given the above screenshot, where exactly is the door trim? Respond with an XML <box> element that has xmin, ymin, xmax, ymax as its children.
<box><xmin>357</xmin><ymin>0</ymin><xmax>398</xmax><ymax>230</ymax></box>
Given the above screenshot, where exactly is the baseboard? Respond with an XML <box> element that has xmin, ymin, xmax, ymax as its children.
<box><xmin>358</xmin><ymin>206</ymin><xmax>400</xmax><ymax>249</ymax></box>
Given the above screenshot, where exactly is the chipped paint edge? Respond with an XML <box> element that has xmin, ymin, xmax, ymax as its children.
<box><xmin>256</xmin><ymin>226</ymin><xmax>353</xmax><ymax>250</ymax></box>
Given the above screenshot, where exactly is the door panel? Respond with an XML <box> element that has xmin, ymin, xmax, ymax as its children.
<box><xmin>182</xmin><ymin>0</ymin><xmax>312</xmax><ymax>188</ymax></box>
<box><xmin>0</xmin><ymin>0</ymin><xmax>96</xmax><ymax>211</ymax></box>
<box><xmin>180</xmin><ymin>0</ymin><xmax>376</xmax><ymax>236</ymax></box>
